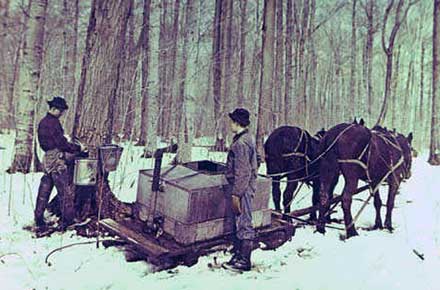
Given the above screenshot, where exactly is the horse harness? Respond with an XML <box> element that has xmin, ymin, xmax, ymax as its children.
<box><xmin>281</xmin><ymin>128</ymin><xmax>311</xmax><ymax>178</ymax></box>
<box><xmin>337</xmin><ymin>130</ymin><xmax>405</xmax><ymax>195</ymax></box>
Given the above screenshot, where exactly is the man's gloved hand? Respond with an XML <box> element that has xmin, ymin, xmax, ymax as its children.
<box><xmin>232</xmin><ymin>195</ymin><xmax>241</xmax><ymax>215</ymax></box>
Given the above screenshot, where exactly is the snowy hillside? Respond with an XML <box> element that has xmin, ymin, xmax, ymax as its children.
<box><xmin>1</xmin><ymin>133</ymin><xmax>439</xmax><ymax>290</ymax></box>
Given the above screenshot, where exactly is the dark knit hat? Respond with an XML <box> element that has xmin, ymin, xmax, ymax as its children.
<box><xmin>228</xmin><ymin>108</ymin><xmax>250</xmax><ymax>127</ymax></box>
<box><xmin>47</xmin><ymin>96</ymin><xmax>69</xmax><ymax>111</ymax></box>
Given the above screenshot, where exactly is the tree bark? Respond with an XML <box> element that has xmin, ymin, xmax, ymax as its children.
<box><xmin>175</xmin><ymin>0</ymin><xmax>195</xmax><ymax>164</ymax></box>
<box><xmin>212</xmin><ymin>0</ymin><xmax>225</xmax><ymax>151</ymax></box>
<box><xmin>62</xmin><ymin>0</ymin><xmax>80</xmax><ymax>134</ymax></box>
<box><xmin>236</xmin><ymin>0</ymin><xmax>247</xmax><ymax>107</ymax></box>
<box><xmin>9</xmin><ymin>0</ymin><xmax>48</xmax><ymax>173</ymax></box>
<box><xmin>429</xmin><ymin>0</ymin><xmax>440</xmax><ymax>165</ymax></box>
<box><xmin>376</xmin><ymin>0</ymin><xmax>416</xmax><ymax>126</ymax></box>
<box><xmin>138</xmin><ymin>0</ymin><xmax>152</xmax><ymax>148</ymax></box>
<box><xmin>284</xmin><ymin>0</ymin><xmax>293</xmax><ymax>125</ymax></box>
<box><xmin>73</xmin><ymin>0</ymin><xmax>133</xmax><ymax>148</ymax></box>
<box><xmin>349</xmin><ymin>0</ymin><xmax>357</xmax><ymax>121</ymax></box>
<box><xmin>256</xmin><ymin>0</ymin><xmax>276</xmax><ymax>157</ymax></box>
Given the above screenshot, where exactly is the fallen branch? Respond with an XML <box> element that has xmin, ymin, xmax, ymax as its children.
<box><xmin>45</xmin><ymin>239</ymin><xmax>119</xmax><ymax>266</ymax></box>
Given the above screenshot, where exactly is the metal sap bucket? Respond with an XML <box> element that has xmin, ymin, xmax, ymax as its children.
<box><xmin>73</xmin><ymin>158</ymin><xmax>98</xmax><ymax>186</ymax></box>
<box><xmin>98</xmin><ymin>144</ymin><xmax>123</xmax><ymax>172</ymax></box>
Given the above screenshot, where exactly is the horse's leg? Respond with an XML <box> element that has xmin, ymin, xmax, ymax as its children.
<box><xmin>310</xmin><ymin>178</ymin><xmax>320</xmax><ymax>221</ymax></box>
<box><xmin>272</xmin><ymin>176</ymin><xmax>282</xmax><ymax>212</ymax></box>
<box><xmin>373</xmin><ymin>189</ymin><xmax>383</xmax><ymax>230</ymax></box>
<box><xmin>384</xmin><ymin>180</ymin><xmax>399</xmax><ymax>232</ymax></box>
<box><xmin>341</xmin><ymin>175</ymin><xmax>359</xmax><ymax>238</ymax></box>
<box><xmin>317</xmin><ymin>157</ymin><xmax>339</xmax><ymax>234</ymax></box>
<box><xmin>325</xmin><ymin>175</ymin><xmax>339</xmax><ymax>223</ymax></box>
<box><xmin>282</xmin><ymin>176</ymin><xmax>298</xmax><ymax>213</ymax></box>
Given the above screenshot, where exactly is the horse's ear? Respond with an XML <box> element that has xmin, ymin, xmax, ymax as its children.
<box><xmin>359</xmin><ymin>118</ymin><xmax>365</xmax><ymax>126</ymax></box>
<box><xmin>353</xmin><ymin>117</ymin><xmax>358</xmax><ymax>124</ymax></box>
<box><xmin>408</xmin><ymin>132</ymin><xmax>413</xmax><ymax>144</ymax></box>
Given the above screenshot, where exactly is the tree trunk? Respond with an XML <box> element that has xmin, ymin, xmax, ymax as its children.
<box><xmin>308</xmin><ymin>0</ymin><xmax>317</xmax><ymax>130</ymax></box>
<box><xmin>212</xmin><ymin>0</ymin><xmax>225</xmax><ymax>151</ymax></box>
<box><xmin>138</xmin><ymin>0</ymin><xmax>152</xmax><ymax>148</ymax></box>
<box><xmin>256</xmin><ymin>0</ymin><xmax>276</xmax><ymax>157</ymax></box>
<box><xmin>376</xmin><ymin>0</ymin><xmax>416</xmax><ymax>126</ymax></box>
<box><xmin>273</xmin><ymin>0</ymin><xmax>284</xmax><ymax>127</ymax></box>
<box><xmin>284</xmin><ymin>0</ymin><xmax>293</xmax><ymax>125</ymax></box>
<box><xmin>175</xmin><ymin>0</ymin><xmax>195</xmax><ymax>164</ymax></box>
<box><xmin>62</xmin><ymin>0</ymin><xmax>80</xmax><ymax>134</ymax></box>
<box><xmin>391</xmin><ymin>46</ymin><xmax>400</xmax><ymax>129</ymax></box>
<box><xmin>0</xmin><ymin>0</ymin><xmax>11</xmax><ymax>130</ymax></box>
<box><xmin>418</xmin><ymin>42</ymin><xmax>425</xmax><ymax>150</ymax></box>
<box><xmin>429</xmin><ymin>0</ymin><xmax>440</xmax><ymax>165</ymax></box>
<box><xmin>167</xmin><ymin>0</ymin><xmax>181</xmax><ymax>139</ymax></box>
<box><xmin>365</xmin><ymin>0</ymin><xmax>374</xmax><ymax>124</ymax></box>
<box><xmin>349</xmin><ymin>0</ymin><xmax>357</xmax><ymax>121</ymax></box>
<box><xmin>157</xmin><ymin>0</ymin><xmax>169</xmax><ymax>138</ymax></box>
<box><xmin>73</xmin><ymin>0</ymin><xmax>133</xmax><ymax>148</ymax></box>
<box><xmin>297</xmin><ymin>0</ymin><xmax>309</xmax><ymax>128</ymax></box>
<box><xmin>9</xmin><ymin>0</ymin><xmax>48</xmax><ymax>173</ymax></box>
<box><xmin>236</xmin><ymin>0</ymin><xmax>247</xmax><ymax>107</ymax></box>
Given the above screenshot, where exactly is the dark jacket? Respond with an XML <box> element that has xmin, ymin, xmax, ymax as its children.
<box><xmin>37</xmin><ymin>113</ymin><xmax>80</xmax><ymax>153</ymax></box>
<box><xmin>225</xmin><ymin>129</ymin><xmax>258</xmax><ymax>198</ymax></box>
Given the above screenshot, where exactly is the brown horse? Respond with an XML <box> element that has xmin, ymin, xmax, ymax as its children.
<box><xmin>316</xmin><ymin>122</ymin><xmax>413</xmax><ymax>238</ymax></box>
<box><xmin>264</xmin><ymin>126</ymin><xmax>325</xmax><ymax>219</ymax></box>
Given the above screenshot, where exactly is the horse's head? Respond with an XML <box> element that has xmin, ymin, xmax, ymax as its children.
<box><xmin>397</xmin><ymin>132</ymin><xmax>413</xmax><ymax>180</ymax></box>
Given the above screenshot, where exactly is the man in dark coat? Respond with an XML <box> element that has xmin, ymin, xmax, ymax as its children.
<box><xmin>35</xmin><ymin>96</ymin><xmax>86</xmax><ymax>231</ymax></box>
<box><xmin>222</xmin><ymin>108</ymin><xmax>258</xmax><ymax>272</ymax></box>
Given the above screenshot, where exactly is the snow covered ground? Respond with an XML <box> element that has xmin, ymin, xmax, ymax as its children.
<box><xmin>1</xmin><ymin>132</ymin><xmax>440</xmax><ymax>290</ymax></box>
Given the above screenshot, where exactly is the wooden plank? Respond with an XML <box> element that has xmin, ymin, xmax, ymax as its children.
<box><xmin>99</xmin><ymin>218</ymin><xmax>169</xmax><ymax>257</ymax></box>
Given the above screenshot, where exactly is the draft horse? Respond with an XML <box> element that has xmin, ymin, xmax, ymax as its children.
<box><xmin>264</xmin><ymin>126</ymin><xmax>325</xmax><ymax>220</ymax></box>
<box><xmin>316</xmin><ymin>122</ymin><xmax>413</xmax><ymax>238</ymax></box>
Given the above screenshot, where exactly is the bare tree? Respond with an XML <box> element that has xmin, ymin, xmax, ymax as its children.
<box><xmin>429</xmin><ymin>0</ymin><xmax>440</xmax><ymax>165</ymax></box>
<box><xmin>73</xmin><ymin>0</ymin><xmax>133</xmax><ymax>147</ymax></box>
<box><xmin>273</xmin><ymin>0</ymin><xmax>284</xmax><ymax>127</ymax></box>
<box><xmin>138</xmin><ymin>0</ymin><xmax>157</xmax><ymax>155</ymax></box>
<box><xmin>9</xmin><ymin>0</ymin><xmax>48</xmax><ymax>173</ymax></box>
<box><xmin>284</xmin><ymin>0</ymin><xmax>293</xmax><ymax>125</ymax></box>
<box><xmin>349</xmin><ymin>0</ymin><xmax>357</xmax><ymax>121</ymax></box>
<box><xmin>236</xmin><ymin>0</ymin><xmax>247</xmax><ymax>107</ymax></box>
<box><xmin>212</xmin><ymin>0</ymin><xmax>225</xmax><ymax>150</ymax></box>
<box><xmin>376</xmin><ymin>0</ymin><xmax>417</xmax><ymax>126</ymax></box>
<box><xmin>62</xmin><ymin>0</ymin><xmax>80</xmax><ymax>133</ymax></box>
<box><xmin>256</xmin><ymin>0</ymin><xmax>276</xmax><ymax>156</ymax></box>
<box><xmin>175</xmin><ymin>0</ymin><xmax>195</xmax><ymax>163</ymax></box>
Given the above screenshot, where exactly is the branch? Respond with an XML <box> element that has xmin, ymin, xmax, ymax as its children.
<box><xmin>312</xmin><ymin>0</ymin><xmax>349</xmax><ymax>34</ymax></box>
<box><xmin>382</xmin><ymin>0</ymin><xmax>395</xmax><ymax>54</ymax></box>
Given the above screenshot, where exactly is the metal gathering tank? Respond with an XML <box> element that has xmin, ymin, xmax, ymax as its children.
<box><xmin>135</xmin><ymin>160</ymin><xmax>271</xmax><ymax>245</ymax></box>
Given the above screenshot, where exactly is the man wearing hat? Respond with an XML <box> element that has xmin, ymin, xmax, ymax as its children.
<box><xmin>35</xmin><ymin>96</ymin><xmax>86</xmax><ymax>232</ymax></box>
<box><xmin>222</xmin><ymin>108</ymin><xmax>258</xmax><ymax>272</ymax></box>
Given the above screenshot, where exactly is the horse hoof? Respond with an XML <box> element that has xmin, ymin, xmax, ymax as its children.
<box><xmin>373</xmin><ymin>223</ymin><xmax>383</xmax><ymax>230</ymax></box>
<box><xmin>346</xmin><ymin>230</ymin><xmax>358</xmax><ymax>239</ymax></box>
<box><xmin>385</xmin><ymin>226</ymin><xmax>394</xmax><ymax>233</ymax></box>
<box><xmin>316</xmin><ymin>225</ymin><xmax>326</xmax><ymax>235</ymax></box>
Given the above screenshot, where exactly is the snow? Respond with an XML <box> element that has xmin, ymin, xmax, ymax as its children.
<box><xmin>1</xmin><ymin>132</ymin><xmax>440</xmax><ymax>290</ymax></box>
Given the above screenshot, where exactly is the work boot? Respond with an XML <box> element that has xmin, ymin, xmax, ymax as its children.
<box><xmin>225</xmin><ymin>238</ymin><xmax>242</xmax><ymax>266</ymax></box>
<box><xmin>223</xmin><ymin>240</ymin><xmax>253</xmax><ymax>272</ymax></box>
<box><xmin>34</xmin><ymin>174</ymin><xmax>54</xmax><ymax>227</ymax></box>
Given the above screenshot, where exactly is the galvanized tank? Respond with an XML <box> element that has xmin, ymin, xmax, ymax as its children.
<box><xmin>135</xmin><ymin>160</ymin><xmax>271</xmax><ymax>245</ymax></box>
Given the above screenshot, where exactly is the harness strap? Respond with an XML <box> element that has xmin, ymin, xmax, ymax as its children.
<box><xmin>269</xmin><ymin>123</ymin><xmax>356</xmax><ymax>177</ymax></box>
